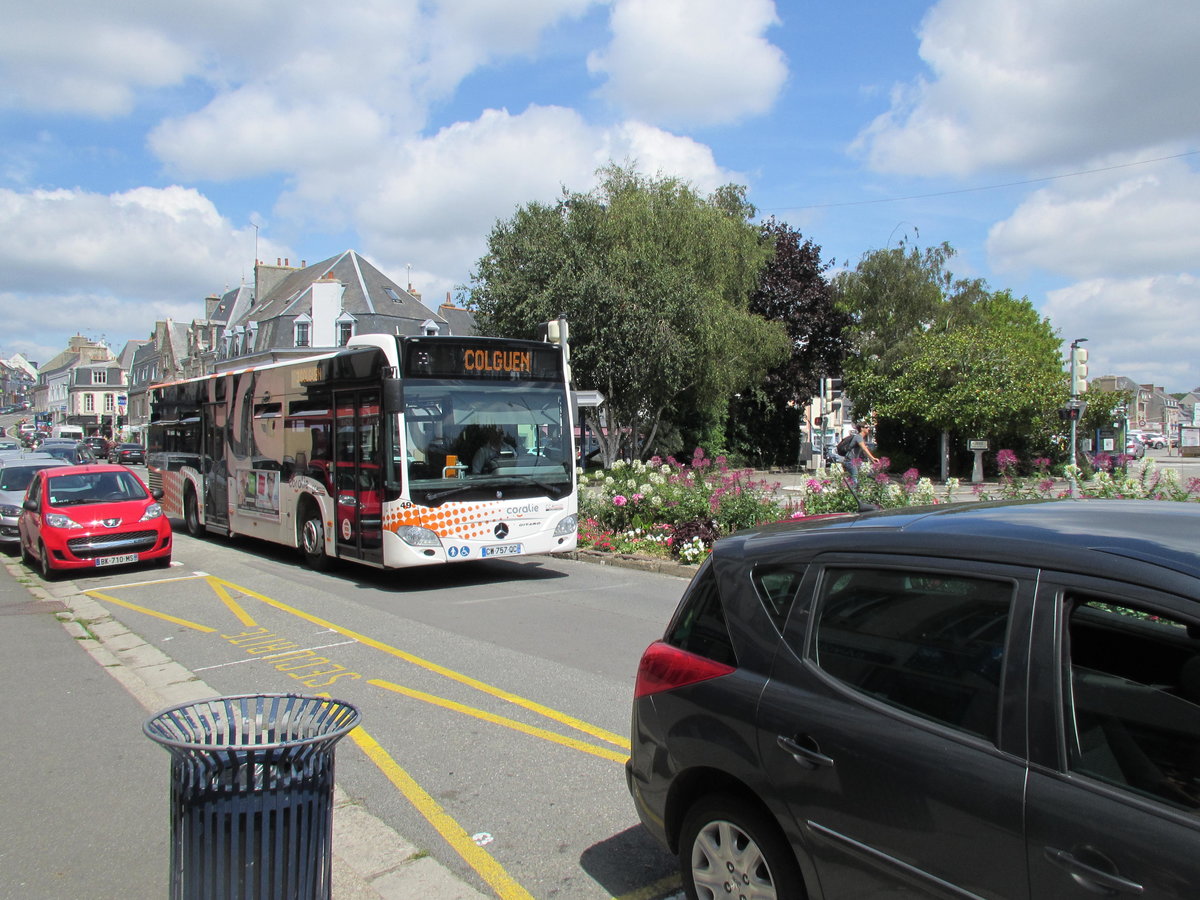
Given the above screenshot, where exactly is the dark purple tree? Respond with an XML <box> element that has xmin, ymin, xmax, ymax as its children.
<box><xmin>724</xmin><ymin>219</ymin><xmax>850</xmax><ymax>467</ymax></box>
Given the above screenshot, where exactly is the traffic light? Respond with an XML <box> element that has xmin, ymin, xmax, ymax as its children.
<box><xmin>1071</xmin><ymin>345</ymin><xmax>1089</xmax><ymax>394</ymax></box>
<box><xmin>823</xmin><ymin>377</ymin><xmax>843</xmax><ymax>407</ymax></box>
<box><xmin>813</xmin><ymin>416</ymin><xmax>824</xmax><ymax>427</ymax></box>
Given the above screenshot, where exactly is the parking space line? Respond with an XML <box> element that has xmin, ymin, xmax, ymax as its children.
<box><xmin>347</xmin><ymin>723</ymin><xmax>535</xmax><ymax>900</ymax></box>
<box><xmin>370</xmin><ymin>678</ymin><xmax>629</xmax><ymax>764</ymax></box>
<box><xmin>85</xmin><ymin>590</ymin><xmax>217</xmax><ymax>633</ymax></box>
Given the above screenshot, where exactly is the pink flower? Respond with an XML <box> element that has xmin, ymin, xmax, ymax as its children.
<box><xmin>613</xmin><ymin>495</ymin><xmax>627</xmax><ymax>507</ymax></box>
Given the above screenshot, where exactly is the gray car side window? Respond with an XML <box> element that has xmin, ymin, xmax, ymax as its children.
<box><xmin>812</xmin><ymin>567</ymin><xmax>1013</xmax><ymax>744</ymax></box>
<box><xmin>665</xmin><ymin>561</ymin><xmax>738</xmax><ymax>668</ymax></box>
<box><xmin>752</xmin><ymin>567</ymin><xmax>805</xmax><ymax>633</ymax></box>
<box><xmin>1063</xmin><ymin>595</ymin><xmax>1200</xmax><ymax>814</ymax></box>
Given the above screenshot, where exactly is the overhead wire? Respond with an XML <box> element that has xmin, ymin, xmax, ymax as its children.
<box><xmin>771</xmin><ymin>149</ymin><xmax>1200</xmax><ymax>212</ymax></box>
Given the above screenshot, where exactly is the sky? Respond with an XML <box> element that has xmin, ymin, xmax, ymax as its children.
<box><xmin>2</xmin><ymin>0</ymin><xmax>1198</xmax><ymax>392</ymax></box>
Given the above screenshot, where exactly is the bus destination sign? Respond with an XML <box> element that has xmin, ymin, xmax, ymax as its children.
<box><xmin>405</xmin><ymin>341</ymin><xmax>562</xmax><ymax>380</ymax></box>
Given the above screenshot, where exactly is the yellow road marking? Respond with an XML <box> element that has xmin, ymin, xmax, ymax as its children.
<box><xmin>208</xmin><ymin>578</ymin><xmax>260</xmax><ymax>628</ymax></box>
<box><xmin>347</xmin><ymin>724</ymin><xmax>535</xmax><ymax>900</ymax></box>
<box><xmin>612</xmin><ymin>876</ymin><xmax>683</xmax><ymax>900</ymax></box>
<box><xmin>85</xmin><ymin>590</ymin><xmax>216</xmax><ymax>632</ymax></box>
<box><xmin>207</xmin><ymin>576</ymin><xmax>631</xmax><ymax>751</ymax></box>
<box><xmin>370</xmin><ymin>679</ymin><xmax>629</xmax><ymax>764</ymax></box>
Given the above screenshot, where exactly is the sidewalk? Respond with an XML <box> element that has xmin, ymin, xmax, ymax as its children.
<box><xmin>0</xmin><ymin>559</ymin><xmax>486</xmax><ymax>900</ymax></box>
<box><xmin>752</xmin><ymin>466</ymin><xmax>1004</xmax><ymax>503</ymax></box>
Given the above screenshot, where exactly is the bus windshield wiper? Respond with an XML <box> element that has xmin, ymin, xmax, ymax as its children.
<box><xmin>422</xmin><ymin>481</ymin><xmax>501</xmax><ymax>505</ymax></box>
<box><xmin>516</xmin><ymin>476</ymin><xmax>570</xmax><ymax>499</ymax></box>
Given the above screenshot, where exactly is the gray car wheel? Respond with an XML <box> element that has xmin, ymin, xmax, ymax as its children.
<box><xmin>679</xmin><ymin>794</ymin><xmax>805</xmax><ymax>900</ymax></box>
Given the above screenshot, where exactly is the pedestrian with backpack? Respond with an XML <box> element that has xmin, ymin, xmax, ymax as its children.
<box><xmin>840</xmin><ymin>422</ymin><xmax>879</xmax><ymax>483</ymax></box>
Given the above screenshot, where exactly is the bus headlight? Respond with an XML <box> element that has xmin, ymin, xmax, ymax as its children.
<box><xmin>553</xmin><ymin>514</ymin><xmax>577</xmax><ymax>536</ymax></box>
<box><xmin>395</xmin><ymin>525</ymin><xmax>442</xmax><ymax>547</ymax></box>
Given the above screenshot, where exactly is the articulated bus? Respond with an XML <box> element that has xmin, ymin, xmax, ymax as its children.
<box><xmin>146</xmin><ymin>332</ymin><xmax>578</xmax><ymax>570</ymax></box>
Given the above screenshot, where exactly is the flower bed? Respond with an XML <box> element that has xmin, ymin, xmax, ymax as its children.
<box><xmin>578</xmin><ymin>448</ymin><xmax>1200</xmax><ymax>566</ymax></box>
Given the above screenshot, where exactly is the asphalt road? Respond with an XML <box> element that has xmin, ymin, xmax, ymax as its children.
<box><xmin>35</xmin><ymin>518</ymin><xmax>689</xmax><ymax>899</ymax></box>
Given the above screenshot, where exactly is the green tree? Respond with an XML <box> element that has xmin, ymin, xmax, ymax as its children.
<box><xmin>724</xmin><ymin>219</ymin><xmax>849</xmax><ymax>467</ymax></box>
<box><xmin>467</xmin><ymin>165</ymin><xmax>790</xmax><ymax>466</ymax></box>
<box><xmin>835</xmin><ymin>244</ymin><xmax>1064</xmax><ymax>474</ymax></box>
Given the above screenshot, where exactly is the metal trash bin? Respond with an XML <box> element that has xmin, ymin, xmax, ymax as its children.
<box><xmin>144</xmin><ymin>693</ymin><xmax>361</xmax><ymax>900</ymax></box>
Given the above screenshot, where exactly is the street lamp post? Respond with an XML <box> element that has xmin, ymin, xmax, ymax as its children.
<box><xmin>1069</xmin><ymin>337</ymin><xmax>1088</xmax><ymax>497</ymax></box>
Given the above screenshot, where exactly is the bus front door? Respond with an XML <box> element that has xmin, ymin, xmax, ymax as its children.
<box><xmin>203</xmin><ymin>401</ymin><xmax>229</xmax><ymax>531</ymax></box>
<box><xmin>333</xmin><ymin>390</ymin><xmax>383</xmax><ymax>565</ymax></box>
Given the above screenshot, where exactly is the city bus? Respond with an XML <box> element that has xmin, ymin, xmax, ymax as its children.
<box><xmin>146</xmin><ymin>332</ymin><xmax>578</xmax><ymax>570</ymax></box>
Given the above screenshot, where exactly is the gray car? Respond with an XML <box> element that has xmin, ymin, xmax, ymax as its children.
<box><xmin>0</xmin><ymin>456</ymin><xmax>70</xmax><ymax>546</ymax></box>
<box><xmin>35</xmin><ymin>439</ymin><xmax>97</xmax><ymax>465</ymax></box>
<box><xmin>628</xmin><ymin>499</ymin><xmax>1200</xmax><ymax>899</ymax></box>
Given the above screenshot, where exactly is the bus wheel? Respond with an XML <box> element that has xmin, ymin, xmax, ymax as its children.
<box><xmin>184</xmin><ymin>489</ymin><xmax>203</xmax><ymax>538</ymax></box>
<box><xmin>299</xmin><ymin>504</ymin><xmax>329</xmax><ymax>570</ymax></box>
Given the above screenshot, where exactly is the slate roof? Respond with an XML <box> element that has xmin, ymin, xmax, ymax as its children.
<box><xmin>231</xmin><ymin>251</ymin><xmax>474</xmax><ymax>352</ymax></box>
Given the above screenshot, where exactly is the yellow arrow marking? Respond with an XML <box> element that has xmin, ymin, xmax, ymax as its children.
<box><xmin>208</xmin><ymin>576</ymin><xmax>631</xmax><ymax>751</ymax></box>
<box><xmin>207</xmin><ymin>577</ymin><xmax>260</xmax><ymax>628</ymax></box>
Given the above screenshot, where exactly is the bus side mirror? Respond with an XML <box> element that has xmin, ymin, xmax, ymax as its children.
<box><xmin>383</xmin><ymin>377</ymin><xmax>403</xmax><ymax>414</ymax></box>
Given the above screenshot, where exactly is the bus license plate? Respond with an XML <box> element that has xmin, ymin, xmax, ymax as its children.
<box><xmin>482</xmin><ymin>543</ymin><xmax>523</xmax><ymax>557</ymax></box>
<box><xmin>95</xmin><ymin>553</ymin><xmax>139</xmax><ymax>567</ymax></box>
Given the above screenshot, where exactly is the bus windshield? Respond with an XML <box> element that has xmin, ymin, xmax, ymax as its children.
<box><xmin>402</xmin><ymin>378</ymin><xmax>573</xmax><ymax>506</ymax></box>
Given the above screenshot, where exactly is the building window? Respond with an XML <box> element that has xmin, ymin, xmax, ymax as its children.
<box><xmin>337</xmin><ymin>321</ymin><xmax>354</xmax><ymax>346</ymax></box>
<box><xmin>85</xmin><ymin>394</ymin><xmax>95</xmax><ymax>413</ymax></box>
<box><xmin>93</xmin><ymin>370</ymin><xmax>107</xmax><ymax>385</ymax></box>
<box><xmin>104</xmin><ymin>394</ymin><xmax>114</xmax><ymax>413</ymax></box>
<box><xmin>295</xmin><ymin>321</ymin><xmax>311</xmax><ymax>347</ymax></box>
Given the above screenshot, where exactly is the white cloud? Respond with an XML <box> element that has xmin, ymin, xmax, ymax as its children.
<box><xmin>853</xmin><ymin>0</ymin><xmax>1200</xmax><ymax>176</ymax></box>
<box><xmin>0</xmin><ymin>186</ymin><xmax>269</xmax><ymax>295</ymax></box>
<box><xmin>0</xmin><ymin>13</ymin><xmax>196</xmax><ymax>117</ymax></box>
<box><xmin>588</xmin><ymin>0</ymin><xmax>787</xmax><ymax>127</ymax></box>
<box><xmin>292</xmin><ymin>105</ymin><xmax>739</xmax><ymax>288</ymax></box>
<box><xmin>988</xmin><ymin>154</ymin><xmax>1200</xmax><ymax>280</ymax></box>
<box><xmin>150</xmin><ymin>89</ymin><xmax>393</xmax><ymax>181</ymax></box>
<box><xmin>0</xmin><ymin>291</ymin><xmax>199</xmax><ymax>362</ymax></box>
<box><xmin>0</xmin><ymin>185</ymin><xmax>290</xmax><ymax>357</ymax></box>
<box><xmin>1042</xmin><ymin>275</ymin><xmax>1200</xmax><ymax>389</ymax></box>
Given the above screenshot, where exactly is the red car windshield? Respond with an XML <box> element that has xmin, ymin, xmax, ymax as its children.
<box><xmin>46</xmin><ymin>471</ymin><xmax>149</xmax><ymax>506</ymax></box>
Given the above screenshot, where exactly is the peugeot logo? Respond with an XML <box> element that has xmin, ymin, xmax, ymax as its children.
<box><xmin>102</xmin><ymin>518</ymin><xmax>121</xmax><ymax>528</ymax></box>
<box><xmin>494</xmin><ymin>522</ymin><xmax>509</xmax><ymax>540</ymax></box>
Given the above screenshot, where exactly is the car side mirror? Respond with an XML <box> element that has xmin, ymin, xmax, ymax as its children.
<box><xmin>23</xmin><ymin>498</ymin><xmax>37</xmax><ymax>512</ymax></box>
<box><xmin>152</xmin><ymin>488</ymin><xmax>164</xmax><ymax>501</ymax></box>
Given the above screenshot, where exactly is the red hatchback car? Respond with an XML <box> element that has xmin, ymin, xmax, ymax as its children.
<box><xmin>18</xmin><ymin>464</ymin><xmax>172</xmax><ymax>578</ymax></box>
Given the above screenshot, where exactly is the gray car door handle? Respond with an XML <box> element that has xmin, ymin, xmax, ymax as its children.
<box><xmin>1044</xmin><ymin>847</ymin><xmax>1144</xmax><ymax>895</ymax></box>
<box><xmin>777</xmin><ymin>735</ymin><xmax>835</xmax><ymax>769</ymax></box>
